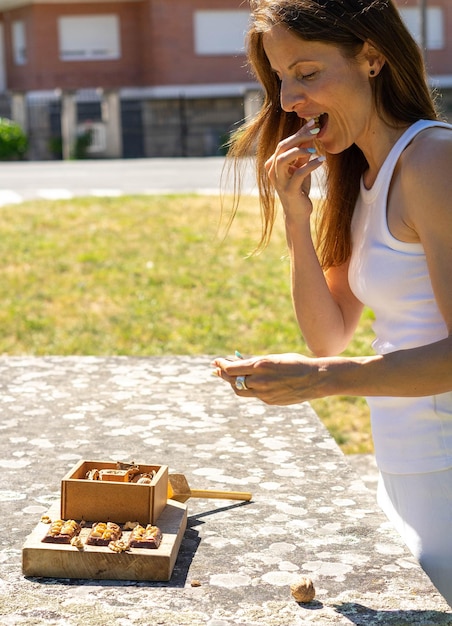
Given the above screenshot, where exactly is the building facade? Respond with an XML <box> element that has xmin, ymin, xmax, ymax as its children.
<box><xmin>0</xmin><ymin>0</ymin><xmax>450</xmax><ymax>159</ymax></box>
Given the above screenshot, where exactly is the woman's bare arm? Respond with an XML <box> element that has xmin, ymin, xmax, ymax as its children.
<box><xmin>266</xmin><ymin>123</ymin><xmax>363</xmax><ymax>356</ymax></box>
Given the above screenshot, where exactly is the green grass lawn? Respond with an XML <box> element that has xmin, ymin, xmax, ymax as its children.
<box><xmin>0</xmin><ymin>193</ymin><xmax>373</xmax><ymax>454</ymax></box>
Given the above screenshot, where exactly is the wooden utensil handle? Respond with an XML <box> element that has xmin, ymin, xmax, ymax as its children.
<box><xmin>189</xmin><ymin>489</ymin><xmax>252</xmax><ymax>501</ymax></box>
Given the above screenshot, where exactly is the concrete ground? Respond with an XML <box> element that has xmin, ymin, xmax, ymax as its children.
<box><xmin>1</xmin><ymin>355</ymin><xmax>450</xmax><ymax>625</ymax></box>
<box><xmin>348</xmin><ymin>454</ymin><xmax>378</xmax><ymax>494</ymax></box>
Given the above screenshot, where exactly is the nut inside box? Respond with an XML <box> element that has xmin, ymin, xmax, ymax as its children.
<box><xmin>61</xmin><ymin>461</ymin><xmax>168</xmax><ymax>525</ymax></box>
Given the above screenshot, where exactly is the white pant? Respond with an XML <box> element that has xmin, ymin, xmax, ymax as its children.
<box><xmin>378</xmin><ymin>468</ymin><xmax>452</xmax><ymax>606</ymax></box>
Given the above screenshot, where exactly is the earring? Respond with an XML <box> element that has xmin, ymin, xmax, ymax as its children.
<box><xmin>369</xmin><ymin>69</ymin><xmax>376</xmax><ymax>77</ymax></box>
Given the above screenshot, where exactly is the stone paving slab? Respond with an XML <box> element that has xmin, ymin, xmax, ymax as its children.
<box><xmin>0</xmin><ymin>356</ymin><xmax>450</xmax><ymax>625</ymax></box>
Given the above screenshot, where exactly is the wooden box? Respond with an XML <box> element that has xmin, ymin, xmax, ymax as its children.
<box><xmin>61</xmin><ymin>461</ymin><xmax>168</xmax><ymax>525</ymax></box>
<box><xmin>23</xmin><ymin>500</ymin><xmax>187</xmax><ymax>581</ymax></box>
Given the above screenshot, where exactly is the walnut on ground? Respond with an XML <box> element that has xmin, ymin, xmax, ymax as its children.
<box><xmin>290</xmin><ymin>577</ymin><xmax>316</xmax><ymax>603</ymax></box>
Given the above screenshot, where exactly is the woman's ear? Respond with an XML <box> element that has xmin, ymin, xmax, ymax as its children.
<box><xmin>361</xmin><ymin>40</ymin><xmax>386</xmax><ymax>77</ymax></box>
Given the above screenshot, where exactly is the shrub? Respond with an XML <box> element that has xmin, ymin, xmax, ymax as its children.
<box><xmin>48</xmin><ymin>129</ymin><xmax>93</xmax><ymax>160</ymax></box>
<box><xmin>72</xmin><ymin>128</ymin><xmax>93</xmax><ymax>159</ymax></box>
<box><xmin>48</xmin><ymin>135</ymin><xmax>63</xmax><ymax>160</ymax></box>
<box><xmin>0</xmin><ymin>118</ymin><xmax>28</xmax><ymax>160</ymax></box>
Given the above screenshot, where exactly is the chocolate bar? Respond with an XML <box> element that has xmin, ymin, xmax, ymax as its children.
<box><xmin>86</xmin><ymin>522</ymin><xmax>122</xmax><ymax>546</ymax></box>
<box><xmin>99</xmin><ymin>469</ymin><xmax>131</xmax><ymax>482</ymax></box>
<box><xmin>42</xmin><ymin>519</ymin><xmax>81</xmax><ymax>544</ymax></box>
<box><xmin>128</xmin><ymin>524</ymin><xmax>162</xmax><ymax>549</ymax></box>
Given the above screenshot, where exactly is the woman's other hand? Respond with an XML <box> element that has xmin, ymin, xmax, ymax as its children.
<box><xmin>212</xmin><ymin>352</ymin><xmax>321</xmax><ymax>406</ymax></box>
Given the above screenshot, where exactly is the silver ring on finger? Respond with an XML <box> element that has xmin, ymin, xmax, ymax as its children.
<box><xmin>235</xmin><ymin>375</ymin><xmax>248</xmax><ymax>391</ymax></box>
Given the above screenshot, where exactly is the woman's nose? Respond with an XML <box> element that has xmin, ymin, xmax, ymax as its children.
<box><xmin>280</xmin><ymin>80</ymin><xmax>307</xmax><ymax>113</ymax></box>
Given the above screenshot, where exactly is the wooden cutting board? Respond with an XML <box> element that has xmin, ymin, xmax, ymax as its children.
<box><xmin>22</xmin><ymin>499</ymin><xmax>187</xmax><ymax>581</ymax></box>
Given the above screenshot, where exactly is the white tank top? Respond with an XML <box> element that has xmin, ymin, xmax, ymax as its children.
<box><xmin>349</xmin><ymin>119</ymin><xmax>452</xmax><ymax>474</ymax></box>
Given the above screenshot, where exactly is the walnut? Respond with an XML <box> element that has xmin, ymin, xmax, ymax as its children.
<box><xmin>85</xmin><ymin>469</ymin><xmax>100</xmax><ymax>480</ymax></box>
<box><xmin>109</xmin><ymin>540</ymin><xmax>128</xmax><ymax>553</ymax></box>
<box><xmin>136</xmin><ymin>476</ymin><xmax>152</xmax><ymax>485</ymax></box>
<box><xmin>190</xmin><ymin>580</ymin><xmax>202</xmax><ymax>587</ymax></box>
<box><xmin>60</xmin><ymin>520</ymin><xmax>80</xmax><ymax>535</ymax></box>
<box><xmin>290</xmin><ymin>577</ymin><xmax>316</xmax><ymax>603</ymax></box>
<box><xmin>40</xmin><ymin>515</ymin><xmax>52</xmax><ymax>524</ymax></box>
<box><xmin>123</xmin><ymin>521</ymin><xmax>140</xmax><ymax>530</ymax></box>
<box><xmin>70</xmin><ymin>536</ymin><xmax>84</xmax><ymax>550</ymax></box>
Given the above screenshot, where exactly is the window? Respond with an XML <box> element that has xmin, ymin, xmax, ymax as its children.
<box><xmin>58</xmin><ymin>15</ymin><xmax>120</xmax><ymax>61</ymax></box>
<box><xmin>400</xmin><ymin>7</ymin><xmax>444</xmax><ymax>50</ymax></box>
<box><xmin>12</xmin><ymin>20</ymin><xmax>27</xmax><ymax>65</ymax></box>
<box><xmin>194</xmin><ymin>10</ymin><xmax>249</xmax><ymax>55</ymax></box>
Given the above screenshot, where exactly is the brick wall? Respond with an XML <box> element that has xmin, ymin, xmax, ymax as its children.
<box><xmin>4</xmin><ymin>2</ymin><xmax>145</xmax><ymax>91</ymax></box>
<box><xmin>1</xmin><ymin>0</ymin><xmax>450</xmax><ymax>93</ymax></box>
<box><xmin>2</xmin><ymin>0</ymin><xmax>250</xmax><ymax>92</ymax></box>
<box><xmin>395</xmin><ymin>0</ymin><xmax>452</xmax><ymax>76</ymax></box>
<box><xmin>143</xmin><ymin>0</ymin><xmax>250</xmax><ymax>86</ymax></box>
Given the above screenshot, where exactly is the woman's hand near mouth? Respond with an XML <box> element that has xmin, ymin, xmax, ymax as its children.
<box><xmin>265</xmin><ymin>119</ymin><xmax>326</xmax><ymax>223</ymax></box>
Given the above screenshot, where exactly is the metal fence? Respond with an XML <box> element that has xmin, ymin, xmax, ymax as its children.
<box><xmin>22</xmin><ymin>92</ymin><xmax>245</xmax><ymax>160</ymax></box>
<box><xmin>9</xmin><ymin>86</ymin><xmax>452</xmax><ymax>161</ymax></box>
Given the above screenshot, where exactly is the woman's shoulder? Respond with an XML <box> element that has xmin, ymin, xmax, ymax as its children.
<box><xmin>396</xmin><ymin>122</ymin><xmax>452</xmax><ymax>230</ymax></box>
<box><xmin>409</xmin><ymin>120</ymin><xmax>451</xmax><ymax>148</ymax></box>
<box><xmin>400</xmin><ymin>122</ymin><xmax>452</xmax><ymax>181</ymax></box>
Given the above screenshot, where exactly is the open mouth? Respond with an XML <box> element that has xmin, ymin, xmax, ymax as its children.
<box><xmin>304</xmin><ymin>113</ymin><xmax>328</xmax><ymax>136</ymax></box>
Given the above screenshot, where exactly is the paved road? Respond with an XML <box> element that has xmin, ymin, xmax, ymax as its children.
<box><xmin>0</xmin><ymin>157</ymin><xmax>323</xmax><ymax>205</ymax></box>
<box><xmin>0</xmin><ymin>158</ymin><xmax>254</xmax><ymax>205</ymax></box>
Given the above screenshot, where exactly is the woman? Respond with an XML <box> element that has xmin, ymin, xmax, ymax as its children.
<box><xmin>213</xmin><ymin>0</ymin><xmax>452</xmax><ymax>605</ymax></box>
